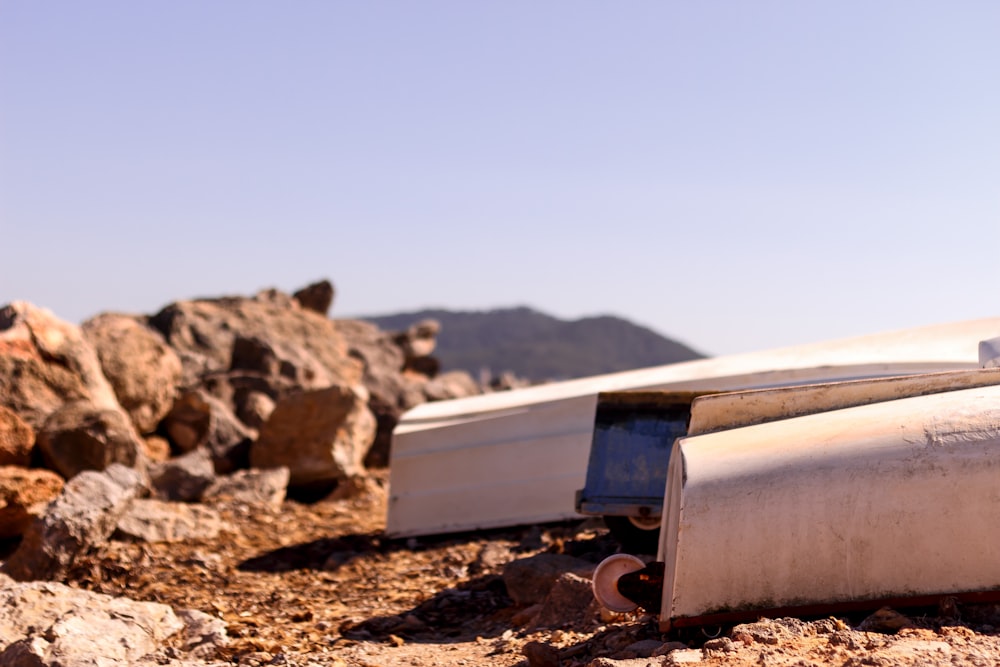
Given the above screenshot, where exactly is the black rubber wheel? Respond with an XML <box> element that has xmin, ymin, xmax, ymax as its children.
<box><xmin>603</xmin><ymin>515</ymin><xmax>661</xmax><ymax>555</ymax></box>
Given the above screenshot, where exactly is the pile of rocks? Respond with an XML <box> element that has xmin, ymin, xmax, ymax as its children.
<box><xmin>0</xmin><ymin>279</ymin><xmax>486</xmax><ymax>664</ymax></box>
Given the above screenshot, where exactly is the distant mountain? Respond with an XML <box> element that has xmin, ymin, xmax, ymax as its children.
<box><xmin>361</xmin><ymin>307</ymin><xmax>705</xmax><ymax>382</ymax></box>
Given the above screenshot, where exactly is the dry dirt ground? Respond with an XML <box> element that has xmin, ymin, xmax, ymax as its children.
<box><xmin>43</xmin><ymin>471</ymin><xmax>1000</xmax><ymax>666</ymax></box>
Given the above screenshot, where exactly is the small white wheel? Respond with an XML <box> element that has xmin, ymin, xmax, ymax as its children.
<box><xmin>628</xmin><ymin>515</ymin><xmax>661</xmax><ymax>531</ymax></box>
<box><xmin>592</xmin><ymin>553</ymin><xmax>646</xmax><ymax>613</ymax></box>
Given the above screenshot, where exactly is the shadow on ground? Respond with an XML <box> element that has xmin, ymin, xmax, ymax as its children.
<box><xmin>237</xmin><ymin>518</ymin><xmax>612</xmax><ymax>574</ymax></box>
<box><xmin>340</xmin><ymin>573</ymin><xmax>515</xmax><ymax>643</ymax></box>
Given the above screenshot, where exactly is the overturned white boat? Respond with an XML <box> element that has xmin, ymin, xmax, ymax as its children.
<box><xmin>576</xmin><ymin>366</ymin><xmax>1000</xmax><ymax>553</ymax></box>
<box><xmin>386</xmin><ymin>318</ymin><xmax>1000</xmax><ymax>538</ymax></box>
<box><xmin>591</xmin><ymin>368</ymin><xmax>1000</xmax><ymax>629</ymax></box>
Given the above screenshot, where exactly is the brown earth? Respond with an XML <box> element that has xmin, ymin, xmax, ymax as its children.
<box><xmin>34</xmin><ymin>472</ymin><xmax>1000</xmax><ymax>667</ymax></box>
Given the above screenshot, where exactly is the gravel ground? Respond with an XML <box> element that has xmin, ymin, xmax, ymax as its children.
<box><xmin>45</xmin><ymin>470</ymin><xmax>1000</xmax><ymax>666</ymax></box>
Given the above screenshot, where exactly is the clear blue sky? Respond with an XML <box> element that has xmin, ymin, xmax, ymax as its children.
<box><xmin>2</xmin><ymin>2</ymin><xmax>998</xmax><ymax>356</ymax></box>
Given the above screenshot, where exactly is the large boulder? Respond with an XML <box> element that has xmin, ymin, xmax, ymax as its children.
<box><xmin>147</xmin><ymin>286</ymin><xmax>361</xmax><ymax>390</ymax></box>
<box><xmin>36</xmin><ymin>401</ymin><xmax>147</xmax><ymax>479</ymax></box>
<box><xmin>81</xmin><ymin>312</ymin><xmax>183</xmax><ymax>434</ymax></box>
<box><xmin>3</xmin><ymin>464</ymin><xmax>146</xmax><ymax>582</ymax></box>
<box><xmin>250</xmin><ymin>384</ymin><xmax>376</xmax><ymax>488</ymax></box>
<box><xmin>0</xmin><ymin>466</ymin><xmax>64</xmax><ymax>538</ymax></box>
<box><xmin>0</xmin><ymin>404</ymin><xmax>34</xmax><ymax>467</ymax></box>
<box><xmin>0</xmin><ymin>302</ymin><xmax>120</xmax><ymax>430</ymax></box>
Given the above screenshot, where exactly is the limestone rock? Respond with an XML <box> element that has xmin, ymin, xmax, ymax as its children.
<box><xmin>0</xmin><ymin>404</ymin><xmax>34</xmax><ymax>467</ymax></box>
<box><xmin>148</xmin><ymin>447</ymin><xmax>216</xmax><ymax>501</ymax></box>
<box><xmin>229</xmin><ymin>334</ymin><xmax>335</xmax><ymax>390</ymax></box>
<box><xmin>250</xmin><ymin>385</ymin><xmax>376</xmax><ymax>487</ymax></box>
<box><xmin>147</xmin><ymin>288</ymin><xmax>361</xmax><ymax>390</ymax></box>
<box><xmin>0</xmin><ymin>578</ymin><xmax>227</xmax><ymax>664</ymax></box>
<box><xmin>115</xmin><ymin>498</ymin><xmax>228</xmax><ymax>543</ymax></box>
<box><xmin>336</xmin><ymin>319</ymin><xmax>429</xmax><ymax>468</ymax></box>
<box><xmin>161</xmin><ymin>389</ymin><xmax>253</xmax><ymax>474</ymax></box>
<box><xmin>0</xmin><ymin>301</ymin><xmax>120</xmax><ymax>430</ymax></box>
<box><xmin>82</xmin><ymin>312</ymin><xmax>183</xmax><ymax>434</ymax></box>
<box><xmin>203</xmin><ymin>467</ymin><xmax>289</xmax><ymax>509</ymax></box>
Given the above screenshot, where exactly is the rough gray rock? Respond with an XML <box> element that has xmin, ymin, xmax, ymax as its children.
<box><xmin>36</xmin><ymin>400</ymin><xmax>147</xmax><ymax>479</ymax></box>
<box><xmin>149</xmin><ymin>447</ymin><xmax>216</xmax><ymax>502</ymax></box>
<box><xmin>202</xmin><ymin>467</ymin><xmax>289</xmax><ymax>509</ymax></box>
<box><xmin>82</xmin><ymin>312</ymin><xmax>183</xmax><ymax>434</ymax></box>
<box><xmin>0</xmin><ymin>577</ymin><xmax>228</xmax><ymax>665</ymax></box>
<box><xmin>229</xmin><ymin>334</ymin><xmax>336</xmax><ymax>390</ymax></box>
<box><xmin>115</xmin><ymin>498</ymin><xmax>228</xmax><ymax>543</ymax></box>
<box><xmin>3</xmin><ymin>464</ymin><xmax>145</xmax><ymax>581</ymax></box>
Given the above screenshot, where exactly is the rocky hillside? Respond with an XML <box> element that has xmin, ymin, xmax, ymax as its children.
<box><xmin>361</xmin><ymin>307</ymin><xmax>704</xmax><ymax>383</ymax></box>
<box><xmin>0</xmin><ymin>277</ymin><xmax>497</xmax><ymax>559</ymax></box>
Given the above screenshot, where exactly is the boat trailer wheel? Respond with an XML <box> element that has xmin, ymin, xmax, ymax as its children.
<box><xmin>592</xmin><ymin>553</ymin><xmax>646</xmax><ymax>613</ymax></box>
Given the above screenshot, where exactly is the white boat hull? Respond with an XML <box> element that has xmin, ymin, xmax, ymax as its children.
<box><xmin>659</xmin><ymin>383</ymin><xmax>1000</xmax><ymax>629</ymax></box>
<box><xmin>387</xmin><ymin>318</ymin><xmax>1000</xmax><ymax>538</ymax></box>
